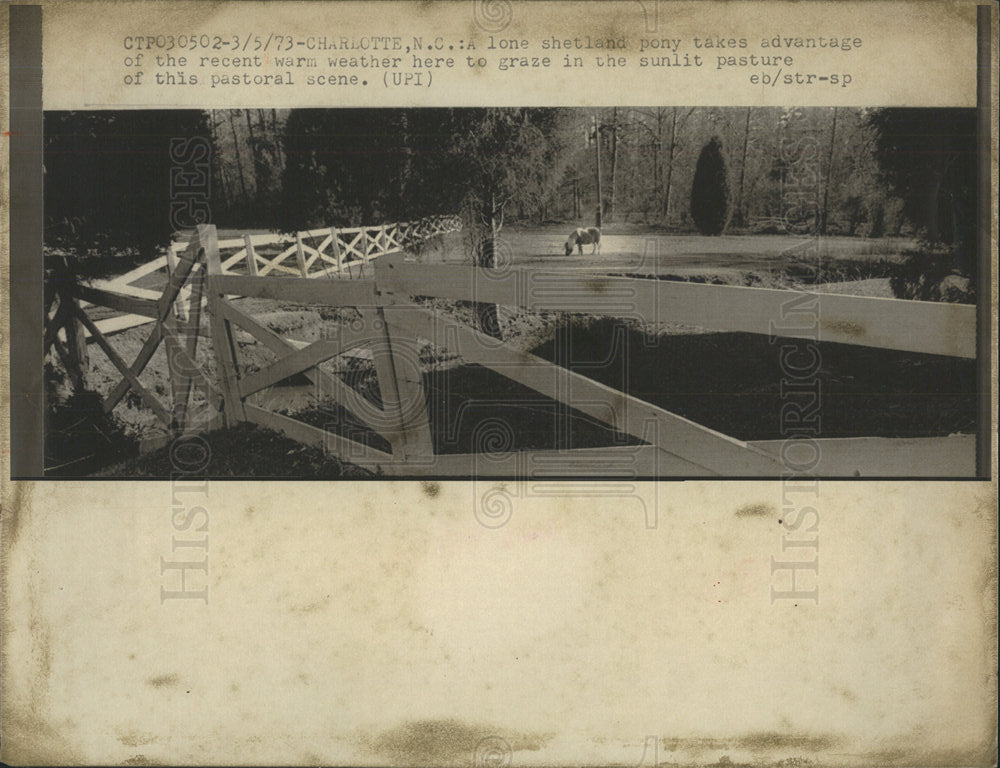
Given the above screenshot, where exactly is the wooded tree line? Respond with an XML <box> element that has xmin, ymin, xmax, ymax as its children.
<box><xmin>44</xmin><ymin>107</ymin><xmax>976</xmax><ymax>273</ymax></box>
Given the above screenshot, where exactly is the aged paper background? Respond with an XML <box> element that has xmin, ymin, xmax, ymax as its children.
<box><xmin>2</xmin><ymin>1</ymin><xmax>998</xmax><ymax>766</ymax></box>
<box><xmin>37</xmin><ymin>0</ymin><xmax>978</xmax><ymax>109</ymax></box>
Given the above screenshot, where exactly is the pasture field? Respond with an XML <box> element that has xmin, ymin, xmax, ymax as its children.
<box><xmin>429</xmin><ymin>224</ymin><xmax>916</xmax><ymax>287</ymax></box>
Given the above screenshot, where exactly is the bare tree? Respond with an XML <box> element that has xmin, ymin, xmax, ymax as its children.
<box><xmin>594</xmin><ymin>113</ymin><xmax>603</xmax><ymax>227</ymax></box>
<box><xmin>227</xmin><ymin>110</ymin><xmax>249</xmax><ymax>204</ymax></box>
<box><xmin>662</xmin><ymin>108</ymin><xmax>694</xmax><ymax>225</ymax></box>
<box><xmin>820</xmin><ymin>107</ymin><xmax>839</xmax><ymax>235</ymax></box>
<box><xmin>734</xmin><ymin>107</ymin><xmax>752</xmax><ymax>228</ymax></box>
<box><xmin>608</xmin><ymin>107</ymin><xmax>619</xmax><ymax>221</ymax></box>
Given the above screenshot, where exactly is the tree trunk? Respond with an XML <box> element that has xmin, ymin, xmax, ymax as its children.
<box><xmin>269</xmin><ymin>108</ymin><xmax>284</xmax><ymax>167</ymax></box>
<box><xmin>244</xmin><ymin>109</ymin><xmax>267</xmax><ymax>217</ymax></box>
<box><xmin>219</xmin><ymin>167</ymin><xmax>234</xmax><ymax>215</ymax></box>
<box><xmin>476</xmin><ymin>192</ymin><xmax>503</xmax><ymax>339</ymax></box>
<box><xmin>662</xmin><ymin>108</ymin><xmax>678</xmax><ymax>224</ymax></box>
<box><xmin>227</xmin><ymin>111</ymin><xmax>250</xmax><ymax>206</ymax></box>
<box><xmin>594</xmin><ymin>113</ymin><xmax>603</xmax><ymax>228</ymax></box>
<box><xmin>820</xmin><ymin>107</ymin><xmax>838</xmax><ymax>235</ymax></box>
<box><xmin>608</xmin><ymin>107</ymin><xmax>619</xmax><ymax>222</ymax></box>
<box><xmin>399</xmin><ymin>111</ymin><xmax>413</xmax><ymax>213</ymax></box>
<box><xmin>256</xmin><ymin>108</ymin><xmax>282</xmax><ymax>178</ymax></box>
<box><xmin>243</xmin><ymin>108</ymin><xmax>257</xmax><ymax>177</ymax></box>
<box><xmin>654</xmin><ymin>108</ymin><xmax>663</xmax><ymax>198</ymax></box>
<box><xmin>735</xmin><ymin>107</ymin><xmax>751</xmax><ymax>228</ymax></box>
<box><xmin>209</xmin><ymin>113</ymin><xmax>230</xmax><ymax>212</ymax></box>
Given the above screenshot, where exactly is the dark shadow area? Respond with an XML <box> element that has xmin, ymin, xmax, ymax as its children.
<box><xmin>423</xmin><ymin>364</ymin><xmax>643</xmax><ymax>454</ymax></box>
<box><xmin>294</xmin><ymin>362</ymin><xmax>642</xmax><ymax>457</ymax></box>
<box><xmin>92</xmin><ymin>423</ymin><xmax>371</xmax><ymax>479</ymax></box>
<box><xmin>528</xmin><ymin>317</ymin><xmax>976</xmax><ymax>441</ymax></box>
<box><xmin>45</xmin><ymin>389</ymin><xmax>139</xmax><ymax>477</ymax></box>
<box><xmin>294</xmin><ymin>398</ymin><xmax>393</xmax><ymax>456</ymax></box>
<box><xmin>303</xmin><ymin>313</ymin><xmax>974</xmax><ymax>457</ymax></box>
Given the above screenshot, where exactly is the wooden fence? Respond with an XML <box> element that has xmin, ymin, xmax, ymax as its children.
<box><xmin>45</xmin><ymin>222</ymin><xmax>978</xmax><ymax>477</ymax></box>
<box><xmin>46</xmin><ymin>229</ymin><xmax>225</xmax><ymax>441</ymax></box>
<box><xmin>63</xmin><ymin>213</ymin><xmax>464</xmax><ymax>340</ymax></box>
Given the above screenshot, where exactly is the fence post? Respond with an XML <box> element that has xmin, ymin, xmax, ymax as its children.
<box><xmin>60</xmin><ymin>293</ymin><xmax>89</xmax><ymax>393</ymax></box>
<box><xmin>370</xmin><ymin>256</ymin><xmax>434</xmax><ymax>462</ymax></box>
<box><xmin>53</xmin><ymin>254</ymin><xmax>88</xmax><ymax>392</ymax></box>
<box><xmin>166</xmin><ymin>244</ymin><xmax>179</xmax><ymax>275</ymax></box>
<box><xmin>330</xmin><ymin>227</ymin><xmax>343</xmax><ymax>275</ymax></box>
<box><xmin>204</xmin><ymin>224</ymin><xmax>246</xmax><ymax>426</ymax></box>
<box><xmin>166</xmin><ymin>245</ymin><xmax>191</xmax><ymax>320</ymax></box>
<box><xmin>295</xmin><ymin>233</ymin><xmax>309</xmax><ymax>278</ymax></box>
<box><xmin>165</xmin><ymin>229</ymin><xmax>208</xmax><ymax>432</ymax></box>
<box><xmin>244</xmin><ymin>233</ymin><xmax>258</xmax><ymax>276</ymax></box>
<box><xmin>368</xmin><ymin>308</ymin><xmax>434</xmax><ymax>462</ymax></box>
<box><xmin>361</xmin><ymin>229</ymin><xmax>370</xmax><ymax>274</ymax></box>
<box><xmin>163</xmin><ymin>239</ymin><xmax>186</xmax><ymax>424</ymax></box>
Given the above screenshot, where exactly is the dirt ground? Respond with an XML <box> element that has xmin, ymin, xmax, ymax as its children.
<box><xmin>48</xmin><ymin>227</ymin><xmax>975</xmax><ymax>476</ymax></box>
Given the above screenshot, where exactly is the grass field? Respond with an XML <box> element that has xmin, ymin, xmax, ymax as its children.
<box><xmin>425</xmin><ymin>224</ymin><xmax>917</xmax><ymax>288</ymax></box>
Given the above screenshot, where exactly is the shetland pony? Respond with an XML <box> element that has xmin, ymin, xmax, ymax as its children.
<box><xmin>564</xmin><ymin>227</ymin><xmax>601</xmax><ymax>256</ymax></box>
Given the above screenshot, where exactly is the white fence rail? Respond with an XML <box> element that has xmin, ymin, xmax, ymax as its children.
<box><xmin>74</xmin><ymin>214</ymin><xmax>463</xmax><ymax>337</ymax></box>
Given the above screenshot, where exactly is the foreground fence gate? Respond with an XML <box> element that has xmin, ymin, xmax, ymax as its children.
<box><xmin>48</xmin><ymin>223</ymin><xmax>978</xmax><ymax>477</ymax></box>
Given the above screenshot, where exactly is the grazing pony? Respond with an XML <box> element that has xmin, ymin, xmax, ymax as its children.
<box><xmin>564</xmin><ymin>227</ymin><xmax>602</xmax><ymax>256</ymax></box>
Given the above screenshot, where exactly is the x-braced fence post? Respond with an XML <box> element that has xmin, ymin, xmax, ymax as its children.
<box><xmin>49</xmin><ymin>253</ymin><xmax>89</xmax><ymax>392</ymax></box>
<box><xmin>370</xmin><ymin>256</ymin><xmax>434</xmax><ymax>462</ymax></box>
<box><xmin>203</xmin><ymin>224</ymin><xmax>247</xmax><ymax>426</ymax></box>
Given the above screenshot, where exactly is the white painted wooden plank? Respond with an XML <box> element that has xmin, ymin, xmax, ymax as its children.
<box><xmin>238</xmin><ymin>339</ymin><xmax>353</xmax><ymax>397</ymax></box>
<box><xmin>217</xmin><ymin>233</ymin><xmax>291</xmax><ymax>250</ymax></box>
<box><xmin>385</xmin><ymin>307</ymin><xmax>781</xmax><ymax>475</ymax></box>
<box><xmin>211</xmin><ymin>274</ymin><xmax>379</xmax><ymax>306</ymax></box>
<box><xmin>72</xmin><ymin>284</ymin><xmax>159</xmax><ymax>317</ymax></box>
<box><xmin>749</xmin><ymin>435</ymin><xmax>976</xmax><ymax>477</ymax></box>
<box><xmin>255</xmin><ymin>242</ymin><xmax>299</xmax><ymax>275</ymax></box>
<box><xmin>368</xmin><ymin>306</ymin><xmax>434</xmax><ymax>460</ymax></box>
<box><xmin>90</xmin><ymin>281</ymin><xmax>166</xmax><ymax>301</ymax></box>
<box><xmin>244</xmin><ymin>404</ymin><xmax>393</xmax><ymax>467</ymax></box>
<box><xmin>108</xmin><ymin>255</ymin><xmax>168</xmax><ymax>285</ymax></box>
<box><xmin>376</xmin><ymin>261</ymin><xmax>975</xmax><ymax>358</ymax></box>
<box><xmin>218</xmin><ymin>300</ymin><xmax>395</xmax><ymax>441</ymax></box>
<box><xmin>421</xmin><ymin>445</ymin><xmax>707</xmax><ymax>477</ymax></box>
<box><xmin>91</xmin><ymin>314</ymin><xmax>157</xmax><ymax>336</ymax></box>
<box><xmin>220</xmin><ymin>248</ymin><xmax>249</xmax><ymax>272</ymax></box>
<box><xmin>73</xmin><ymin>304</ymin><xmax>172</xmax><ymax>426</ymax></box>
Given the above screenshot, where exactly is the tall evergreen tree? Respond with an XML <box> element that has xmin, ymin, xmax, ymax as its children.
<box><xmin>690</xmin><ymin>136</ymin><xmax>729</xmax><ymax>235</ymax></box>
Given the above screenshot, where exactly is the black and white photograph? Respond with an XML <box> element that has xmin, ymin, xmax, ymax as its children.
<box><xmin>3</xmin><ymin>2</ymin><xmax>997</xmax><ymax>767</ymax></box>
<box><xmin>41</xmin><ymin>105</ymin><xmax>980</xmax><ymax>478</ymax></box>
